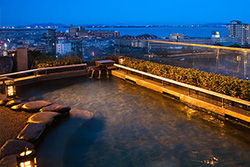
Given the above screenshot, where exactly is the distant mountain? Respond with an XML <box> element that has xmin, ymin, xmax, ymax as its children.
<box><xmin>83</xmin><ymin>23</ymin><xmax>227</xmax><ymax>28</ymax></box>
<box><xmin>16</xmin><ymin>22</ymin><xmax>227</xmax><ymax>29</ymax></box>
<box><xmin>203</xmin><ymin>22</ymin><xmax>227</xmax><ymax>26</ymax></box>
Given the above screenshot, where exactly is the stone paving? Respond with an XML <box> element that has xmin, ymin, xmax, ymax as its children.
<box><xmin>0</xmin><ymin>106</ymin><xmax>32</xmax><ymax>147</ymax></box>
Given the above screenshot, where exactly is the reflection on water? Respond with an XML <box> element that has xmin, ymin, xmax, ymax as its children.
<box><xmin>18</xmin><ymin>77</ymin><xmax>250</xmax><ymax>167</ymax></box>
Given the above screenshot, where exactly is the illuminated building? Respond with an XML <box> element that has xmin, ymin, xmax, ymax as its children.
<box><xmin>69</xmin><ymin>24</ymin><xmax>84</xmax><ymax>37</ymax></box>
<box><xmin>212</xmin><ymin>31</ymin><xmax>220</xmax><ymax>38</ymax></box>
<box><xmin>56</xmin><ymin>43</ymin><xmax>72</xmax><ymax>55</ymax></box>
<box><xmin>227</xmin><ymin>20</ymin><xmax>249</xmax><ymax>45</ymax></box>
<box><xmin>0</xmin><ymin>29</ymin><xmax>56</xmax><ymax>56</ymax></box>
<box><xmin>170</xmin><ymin>33</ymin><xmax>184</xmax><ymax>40</ymax></box>
<box><xmin>77</xmin><ymin>30</ymin><xmax>120</xmax><ymax>38</ymax></box>
<box><xmin>56</xmin><ymin>38</ymin><xmax>83</xmax><ymax>57</ymax></box>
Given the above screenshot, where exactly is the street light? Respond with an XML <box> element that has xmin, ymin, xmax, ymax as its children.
<box><xmin>5</xmin><ymin>80</ymin><xmax>16</xmax><ymax>99</ymax></box>
<box><xmin>119</xmin><ymin>56</ymin><xmax>125</xmax><ymax>65</ymax></box>
<box><xmin>16</xmin><ymin>148</ymin><xmax>37</xmax><ymax>167</ymax></box>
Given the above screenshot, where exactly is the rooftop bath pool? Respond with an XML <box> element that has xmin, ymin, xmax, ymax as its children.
<box><xmin>18</xmin><ymin>76</ymin><xmax>250</xmax><ymax>167</ymax></box>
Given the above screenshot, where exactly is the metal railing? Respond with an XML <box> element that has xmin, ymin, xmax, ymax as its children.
<box><xmin>139</xmin><ymin>39</ymin><xmax>250</xmax><ymax>52</ymax></box>
<box><xmin>117</xmin><ymin>39</ymin><xmax>250</xmax><ymax>80</ymax></box>
<box><xmin>114</xmin><ymin>63</ymin><xmax>250</xmax><ymax>112</ymax></box>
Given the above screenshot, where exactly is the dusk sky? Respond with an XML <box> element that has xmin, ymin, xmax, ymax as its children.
<box><xmin>1</xmin><ymin>0</ymin><xmax>250</xmax><ymax>26</ymax></box>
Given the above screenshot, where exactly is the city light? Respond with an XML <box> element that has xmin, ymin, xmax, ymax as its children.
<box><xmin>119</xmin><ymin>56</ymin><xmax>125</xmax><ymax>65</ymax></box>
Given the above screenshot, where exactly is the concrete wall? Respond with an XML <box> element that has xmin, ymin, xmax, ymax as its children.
<box><xmin>16</xmin><ymin>48</ymin><xmax>28</xmax><ymax>71</ymax></box>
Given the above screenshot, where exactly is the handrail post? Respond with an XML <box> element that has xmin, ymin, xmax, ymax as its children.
<box><xmin>2</xmin><ymin>80</ymin><xmax>6</xmax><ymax>94</ymax></box>
<box><xmin>222</xmin><ymin>98</ymin><xmax>224</xmax><ymax>108</ymax></box>
<box><xmin>34</xmin><ymin>70</ymin><xmax>38</xmax><ymax>77</ymax></box>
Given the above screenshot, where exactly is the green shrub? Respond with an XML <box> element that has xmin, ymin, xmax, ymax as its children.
<box><xmin>35</xmin><ymin>56</ymin><xmax>84</xmax><ymax>68</ymax></box>
<box><xmin>121</xmin><ymin>57</ymin><xmax>250</xmax><ymax>101</ymax></box>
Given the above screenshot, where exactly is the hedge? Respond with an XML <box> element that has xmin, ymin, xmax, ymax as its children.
<box><xmin>103</xmin><ymin>55</ymin><xmax>250</xmax><ymax>101</ymax></box>
<box><xmin>35</xmin><ymin>56</ymin><xmax>84</xmax><ymax>68</ymax></box>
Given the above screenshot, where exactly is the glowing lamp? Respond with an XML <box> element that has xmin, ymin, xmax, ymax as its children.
<box><xmin>119</xmin><ymin>56</ymin><xmax>125</xmax><ymax>65</ymax></box>
<box><xmin>5</xmin><ymin>81</ymin><xmax>16</xmax><ymax>99</ymax></box>
<box><xmin>16</xmin><ymin>148</ymin><xmax>37</xmax><ymax>167</ymax></box>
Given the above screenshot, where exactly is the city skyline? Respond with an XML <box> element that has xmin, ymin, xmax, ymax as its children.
<box><xmin>1</xmin><ymin>0</ymin><xmax>250</xmax><ymax>26</ymax></box>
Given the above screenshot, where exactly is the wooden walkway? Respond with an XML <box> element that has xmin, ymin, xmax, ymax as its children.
<box><xmin>0</xmin><ymin>64</ymin><xmax>88</xmax><ymax>99</ymax></box>
<box><xmin>0</xmin><ymin>64</ymin><xmax>88</xmax><ymax>87</ymax></box>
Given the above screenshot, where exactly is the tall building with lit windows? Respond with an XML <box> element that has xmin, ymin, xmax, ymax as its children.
<box><xmin>56</xmin><ymin>43</ymin><xmax>72</xmax><ymax>55</ymax></box>
<box><xmin>227</xmin><ymin>20</ymin><xmax>249</xmax><ymax>45</ymax></box>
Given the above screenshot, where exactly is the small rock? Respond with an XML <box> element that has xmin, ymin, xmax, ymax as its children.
<box><xmin>0</xmin><ymin>154</ymin><xmax>16</xmax><ymax>167</ymax></box>
<box><xmin>70</xmin><ymin>109</ymin><xmax>94</xmax><ymax>120</ymax></box>
<box><xmin>40</xmin><ymin>104</ymin><xmax>71</xmax><ymax>114</ymax></box>
<box><xmin>0</xmin><ymin>100</ymin><xmax>7</xmax><ymax>106</ymax></box>
<box><xmin>17</xmin><ymin>123</ymin><xmax>46</xmax><ymax>144</ymax></box>
<box><xmin>27</xmin><ymin>112</ymin><xmax>61</xmax><ymax>125</ymax></box>
<box><xmin>10</xmin><ymin>102</ymin><xmax>26</xmax><ymax>111</ymax></box>
<box><xmin>5</xmin><ymin>99</ymin><xmax>23</xmax><ymax>108</ymax></box>
<box><xmin>0</xmin><ymin>139</ymin><xmax>34</xmax><ymax>160</ymax></box>
<box><xmin>21</xmin><ymin>101</ymin><xmax>52</xmax><ymax>112</ymax></box>
<box><xmin>0</xmin><ymin>94</ymin><xmax>8</xmax><ymax>106</ymax></box>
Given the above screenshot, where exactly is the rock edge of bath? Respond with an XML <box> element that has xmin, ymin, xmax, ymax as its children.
<box><xmin>0</xmin><ymin>93</ymin><xmax>94</xmax><ymax>166</ymax></box>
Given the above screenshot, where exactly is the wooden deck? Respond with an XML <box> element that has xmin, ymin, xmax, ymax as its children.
<box><xmin>0</xmin><ymin>64</ymin><xmax>88</xmax><ymax>87</ymax></box>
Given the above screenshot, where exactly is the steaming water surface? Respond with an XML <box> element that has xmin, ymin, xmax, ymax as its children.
<box><xmin>19</xmin><ymin>77</ymin><xmax>250</xmax><ymax>167</ymax></box>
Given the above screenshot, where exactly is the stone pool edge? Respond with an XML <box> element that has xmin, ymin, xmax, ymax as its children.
<box><xmin>0</xmin><ymin>96</ymin><xmax>94</xmax><ymax>166</ymax></box>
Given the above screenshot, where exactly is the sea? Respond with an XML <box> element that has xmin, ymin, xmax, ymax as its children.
<box><xmin>57</xmin><ymin>27</ymin><xmax>227</xmax><ymax>38</ymax></box>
